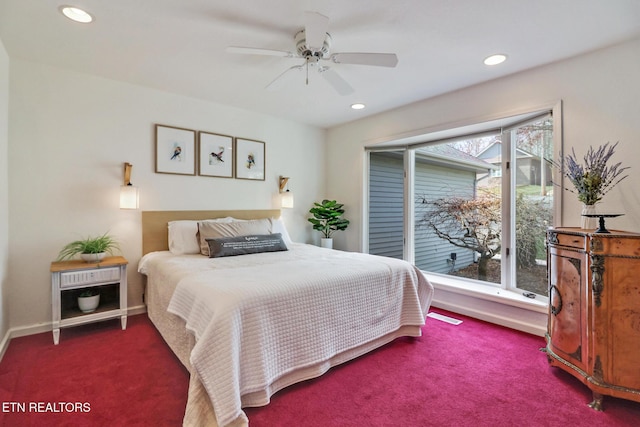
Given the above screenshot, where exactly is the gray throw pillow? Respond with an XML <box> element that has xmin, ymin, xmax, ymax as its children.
<box><xmin>206</xmin><ymin>233</ymin><xmax>288</xmax><ymax>258</ymax></box>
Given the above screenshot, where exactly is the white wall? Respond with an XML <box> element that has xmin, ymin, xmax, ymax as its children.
<box><xmin>327</xmin><ymin>38</ymin><xmax>640</xmax><ymax>251</ymax></box>
<box><xmin>326</xmin><ymin>38</ymin><xmax>640</xmax><ymax>334</ymax></box>
<box><xmin>0</xmin><ymin>37</ymin><xmax>9</xmax><ymax>347</ymax></box>
<box><xmin>7</xmin><ymin>59</ymin><xmax>325</xmax><ymax>330</ymax></box>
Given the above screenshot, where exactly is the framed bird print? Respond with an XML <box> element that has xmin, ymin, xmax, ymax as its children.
<box><xmin>155</xmin><ymin>124</ymin><xmax>196</xmax><ymax>175</ymax></box>
<box><xmin>235</xmin><ymin>138</ymin><xmax>265</xmax><ymax>181</ymax></box>
<box><xmin>198</xmin><ymin>132</ymin><xmax>234</xmax><ymax>178</ymax></box>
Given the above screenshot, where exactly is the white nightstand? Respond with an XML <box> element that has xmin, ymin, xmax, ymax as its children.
<box><xmin>51</xmin><ymin>256</ymin><xmax>128</xmax><ymax>344</ymax></box>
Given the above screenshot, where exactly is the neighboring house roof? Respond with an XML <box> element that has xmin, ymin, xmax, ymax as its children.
<box><xmin>416</xmin><ymin>144</ymin><xmax>496</xmax><ymax>173</ymax></box>
<box><xmin>477</xmin><ymin>141</ymin><xmax>538</xmax><ymax>164</ymax></box>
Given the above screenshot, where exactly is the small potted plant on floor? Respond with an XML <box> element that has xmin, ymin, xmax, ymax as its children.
<box><xmin>308</xmin><ymin>199</ymin><xmax>350</xmax><ymax>249</ymax></box>
<box><xmin>77</xmin><ymin>288</ymin><xmax>100</xmax><ymax>313</ymax></box>
<box><xmin>57</xmin><ymin>232</ymin><xmax>120</xmax><ymax>263</ymax></box>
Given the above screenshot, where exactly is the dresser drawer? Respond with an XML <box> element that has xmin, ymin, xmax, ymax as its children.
<box><xmin>548</xmin><ymin>231</ymin><xmax>586</xmax><ymax>250</ymax></box>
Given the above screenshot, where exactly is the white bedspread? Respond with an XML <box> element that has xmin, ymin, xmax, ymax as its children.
<box><xmin>139</xmin><ymin>244</ymin><xmax>433</xmax><ymax>427</ymax></box>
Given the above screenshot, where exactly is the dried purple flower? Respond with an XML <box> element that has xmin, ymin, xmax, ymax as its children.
<box><xmin>557</xmin><ymin>142</ymin><xmax>629</xmax><ymax>205</ymax></box>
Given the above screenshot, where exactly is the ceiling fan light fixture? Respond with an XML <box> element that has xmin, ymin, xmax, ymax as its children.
<box><xmin>227</xmin><ymin>11</ymin><xmax>398</xmax><ymax>95</ymax></box>
<box><xmin>295</xmin><ymin>30</ymin><xmax>332</xmax><ymax>59</ymax></box>
<box><xmin>484</xmin><ymin>54</ymin><xmax>507</xmax><ymax>66</ymax></box>
<box><xmin>60</xmin><ymin>6</ymin><xmax>93</xmax><ymax>23</ymax></box>
<box><xmin>351</xmin><ymin>103</ymin><xmax>365</xmax><ymax>110</ymax></box>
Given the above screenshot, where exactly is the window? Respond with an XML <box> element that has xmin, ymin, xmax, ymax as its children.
<box><xmin>368</xmin><ymin>150</ymin><xmax>405</xmax><ymax>260</ymax></box>
<box><xmin>367</xmin><ymin>107</ymin><xmax>560</xmax><ymax>299</ymax></box>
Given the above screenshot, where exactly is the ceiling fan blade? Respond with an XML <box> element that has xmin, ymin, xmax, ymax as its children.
<box><xmin>331</xmin><ymin>52</ymin><xmax>398</xmax><ymax>67</ymax></box>
<box><xmin>319</xmin><ymin>67</ymin><xmax>354</xmax><ymax>96</ymax></box>
<box><xmin>304</xmin><ymin>11</ymin><xmax>330</xmax><ymax>51</ymax></box>
<box><xmin>266</xmin><ymin>65</ymin><xmax>304</xmax><ymax>91</ymax></box>
<box><xmin>226</xmin><ymin>46</ymin><xmax>294</xmax><ymax>58</ymax></box>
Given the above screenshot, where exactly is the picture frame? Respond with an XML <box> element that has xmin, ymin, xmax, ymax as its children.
<box><xmin>155</xmin><ymin>124</ymin><xmax>196</xmax><ymax>175</ymax></box>
<box><xmin>235</xmin><ymin>138</ymin><xmax>265</xmax><ymax>181</ymax></box>
<box><xmin>198</xmin><ymin>132</ymin><xmax>234</xmax><ymax>178</ymax></box>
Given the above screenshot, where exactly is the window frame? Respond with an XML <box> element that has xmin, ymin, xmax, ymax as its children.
<box><xmin>364</xmin><ymin>102</ymin><xmax>562</xmax><ymax>305</ymax></box>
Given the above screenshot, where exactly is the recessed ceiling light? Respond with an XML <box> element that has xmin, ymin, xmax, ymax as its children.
<box><xmin>484</xmin><ymin>54</ymin><xmax>507</xmax><ymax>66</ymax></box>
<box><xmin>60</xmin><ymin>6</ymin><xmax>93</xmax><ymax>23</ymax></box>
<box><xmin>351</xmin><ymin>103</ymin><xmax>365</xmax><ymax>110</ymax></box>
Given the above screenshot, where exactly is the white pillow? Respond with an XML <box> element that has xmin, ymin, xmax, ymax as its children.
<box><xmin>230</xmin><ymin>217</ymin><xmax>293</xmax><ymax>248</ymax></box>
<box><xmin>272</xmin><ymin>217</ymin><xmax>294</xmax><ymax>247</ymax></box>
<box><xmin>168</xmin><ymin>217</ymin><xmax>234</xmax><ymax>255</ymax></box>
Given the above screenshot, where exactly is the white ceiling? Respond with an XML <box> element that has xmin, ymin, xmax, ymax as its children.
<box><xmin>1</xmin><ymin>0</ymin><xmax>639</xmax><ymax>128</ymax></box>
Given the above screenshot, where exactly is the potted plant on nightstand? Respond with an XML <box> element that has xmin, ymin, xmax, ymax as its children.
<box><xmin>77</xmin><ymin>288</ymin><xmax>100</xmax><ymax>313</ymax></box>
<box><xmin>57</xmin><ymin>232</ymin><xmax>120</xmax><ymax>263</ymax></box>
<box><xmin>308</xmin><ymin>199</ymin><xmax>350</xmax><ymax>249</ymax></box>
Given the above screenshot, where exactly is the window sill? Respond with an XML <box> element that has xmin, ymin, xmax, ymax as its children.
<box><xmin>423</xmin><ymin>272</ymin><xmax>548</xmax><ymax>314</ymax></box>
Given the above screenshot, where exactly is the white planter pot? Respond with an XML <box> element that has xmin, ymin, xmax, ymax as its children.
<box><xmin>78</xmin><ymin>294</ymin><xmax>100</xmax><ymax>313</ymax></box>
<box><xmin>320</xmin><ymin>238</ymin><xmax>333</xmax><ymax>249</ymax></box>
<box><xmin>81</xmin><ymin>252</ymin><xmax>106</xmax><ymax>263</ymax></box>
<box><xmin>581</xmin><ymin>204</ymin><xmax>596</xmax><ymax>229</ymax></box>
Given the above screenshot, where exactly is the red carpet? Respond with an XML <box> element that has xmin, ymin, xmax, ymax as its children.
<box><xmin>0</xmin><ymin>315</ymin><xmax>189</xmax><ymax>426</ymax></box>
<box><xmin>1</xmin><ymin>310</ymin><xmax>639</xmax><ymax>426</ymax></box>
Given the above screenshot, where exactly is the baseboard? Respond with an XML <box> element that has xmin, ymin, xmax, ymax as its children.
<box><xmin>431</xmin><ymin>299</ymin><xmax>547</xmax><ymax>337</ymax></box>
<box><xmin>0</xmin><ymin>322</ymin><xmax>49</xmax><ymax>362</ymax></box>
<box><xmin>127</xmin><ymin>305</ymin><xmax>147</xmax><ymax>316</ymax></box>
<box><xmin>0</xmin><ymin>328</ymin><xmax>10</xmax><ymax>361</ymax></box>
<box><xmin>0</xmin><ymin>305</ymin><xmax>147</xmax><ymax>362</ymax></box>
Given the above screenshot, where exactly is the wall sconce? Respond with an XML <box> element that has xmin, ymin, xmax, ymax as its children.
<box><xmin>279</xmin><ymin>176</ymin><xmax>294</xmax><ymax>209</ymax></box>
<box><xmin>120</xmin><ymin>162</ymin><xmax>139</xmax><ymax>209</ymax></box>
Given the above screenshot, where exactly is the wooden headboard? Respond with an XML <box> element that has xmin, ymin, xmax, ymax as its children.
<box><xmin>141</xmin><ymin>209</ymin><xmax>281</xmax><ymax>255</ymax></box>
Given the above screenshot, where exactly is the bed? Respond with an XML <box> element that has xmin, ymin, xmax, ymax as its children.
<box><xmin>138</xmin><ymin>209</ymin><xmax>434</xmax><ymax>427</ymax></box>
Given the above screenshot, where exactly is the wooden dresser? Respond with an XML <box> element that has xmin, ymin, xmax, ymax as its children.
<box><xmin>545</xmin><ymin>227</ymin><xmax>640</xmax><ymax>410</ymax></box>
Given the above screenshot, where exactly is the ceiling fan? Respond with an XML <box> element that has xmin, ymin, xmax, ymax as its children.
<box><xmin>226</xmin><ymin>11</ymin><xmax>398</xmax><ymax>95</ymax></box>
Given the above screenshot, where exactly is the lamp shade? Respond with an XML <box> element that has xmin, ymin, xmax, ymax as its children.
<box><xmin>280</xmin><ymin>191</ymin><xmax>294</xmax><ymax>209</ymax></box>
<box><xmin>120</xmin><ymin>184</ymin><xmax>139</xmax><ymax>209</ymax></box>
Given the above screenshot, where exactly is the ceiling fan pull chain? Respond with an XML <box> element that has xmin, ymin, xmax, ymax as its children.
<box><xmin>306</xmin><ymin>58</ymin><xmax>309</xmax><ymax>85</ymax></box>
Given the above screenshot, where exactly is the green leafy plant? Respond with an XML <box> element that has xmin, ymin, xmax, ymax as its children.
<box><xmin>79</xmin><ymin>288</ymin><xmax>99</xmax><ymax>298</ymax></box>
<box><xmin>57</xmin><ymin>232</ymin><xmax>119</xmax><ymax>260</ymax></box>
<box><xmin>308</xmin><ymin>199</ymin><xmax>350</xmax><ymax>238</ymax></box>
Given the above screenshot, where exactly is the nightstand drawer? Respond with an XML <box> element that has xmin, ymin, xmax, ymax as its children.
<box><xmin>60</xmin><ymin>267</ymin><xmax>120</xmax><ymax>288</ymax></box>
